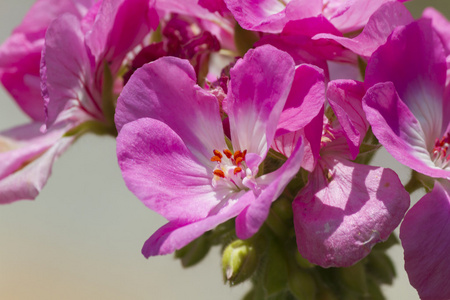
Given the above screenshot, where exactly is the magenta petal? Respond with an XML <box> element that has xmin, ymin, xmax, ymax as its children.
<box><xmin>363</xmin><ymin>82</ymin><xmax>450</xmax><ymax>180</ymax></box>
<box><xmin>328</xmin><ymin>80</ymin><xmax>368</xmax><ymax>159</ymax></box>
<box><xmin>142</xmin><ymin>191</ymin><xmax>253</xmax><ymax>257</ymax></box>
<box><xmin>365</xmin><ymin>19</ymin><xmax>447</xmax><ymax>141</ymax></box>
<box><xmin>228</xmin><ymin>45</ymin><xmax>295</xmax><ymax>156</ymax></box>
<box><xmin>235</xmin><ymin>136</ymin><xmax>304</xmax><ymax>239</ymax></box>
<box><xmin>276</xmin><ymin>64</ymin><xmax>326</xmax><ymax>135</ymax></box>
<box><xmin>117</xmin><ymin>118</ymin><xmax>226</xmax><ymax>223</ymax></box>
<box><xmin>115</xmin><ymin>57</ymin><xmax>225</xmax><ymax>166</ymax></box>
<box><xmin>293</xmin><ymin>159</ymin><xmax>410</xmax><ymax>267</ymax></box>
<box><xmin>314</xmin><ymin>2</ymin><xmax>413</xmax><ymax>58</ymax></box>
<box><xmin>42</xmin><ymin>13</ymin><xmax>101</xmax><ymax>128</ymax></box>
<box><xmin>422</xmin><ymin>7</ymin><xmax>450</xmax><ymax>55</ymax></box>
<box><xmin>224</xmin><ymin>0</ymin><xmax>322</xmax><ymax>33</ymax></box>
<box><xmin>400</xmin><ymin>180</ymin><xmax>450</xmax><ymax>300</ymax></box>
<box><xmin>85</xmin><ymin>0</ymin><xmax>157</xmax><ymax>74</ymax></box>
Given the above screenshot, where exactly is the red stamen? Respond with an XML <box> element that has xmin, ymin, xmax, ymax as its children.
<box><xmin>213</xmin><ymin>149</ymin><xmax>222</xmax><ymax>158</ymax></box>
<box><xmin>233</xmin><ymin>150</ymin><xmax>242</xmax><ymax>161</ymax></box>
<box><xmin>211</xmin><ymin>156</ymin><xmax>221</xmax><ymax>162</ymax></box>
<box><xmin>213</xmin><ymin>169</ymin><xmax>225</xmax><ymax>178</ymax></box>
<box><xmin>223</xmin><ymin>149</ymin><xmax>232</xmax><ymax>158</ymax></box>
<box><xmin>234</xmin><ymin>167</ymin><xmax>242</xmax><ymax>175</ymax></box>
<box><xmin>235</xmin><ymin>157</ymin><xmax>243</xmax><ymax>165</ymax></box>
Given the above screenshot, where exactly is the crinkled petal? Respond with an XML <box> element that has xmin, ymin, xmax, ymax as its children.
<box><xmin>276</xmin><ymin>64</ymin><xmax>326</xmax><ymax>136</ymax></box>
<box><xmin>314</xmin><ymin>2</ymin><xmax>413</xmax><ymax>58</ymax></box>
<box><xmin>293</xmin><ymin>158</ymin><xmax>410</xmax><ymax>267</ymax></box>
<box><xmin>225</xmin><ymin>0</ymin><xmax>322</xmax><ymax>33</ymax></box>
<box><xmin>363</xmin><ymin>82</ymin><xmax>450</xmax><ymax>179</ymax></box>
<box><xmin>235</xmin><ymin>136</ymin><xmax>304</xmax><ymax>239</ymax></box>
<box><xmin>117</xmin><ymin>118</ymin><xmax>229</xmax><ymax>223</ymax></box>
<box><xmin>365</xmin><ymin>19</ymin><xmax>447</xmax><ymax>144</ymax></box>
<box><xmin>115</xmin><ymin>57</ymin><xmax>225</xmax><ymax>166</ymax></box>
<box><xmin>142</xmin><ymin>190</ymin><xmax>252</xmax><ymax>257</ymax></box>
<box><xmin>328</xmin><ymin>80</ymin><xmax>368</xmax><ymax>159</ymax></box>
<box><xmin>85</xmin><ymin>0</ymin><xmax>158</xmax><ymax>74</ymax></box>
<box><xmin>400</xmin><ymin>180</ymin><xmax>450</xmax><ymax>300</ymax></box>
<box><xmin>228</xmin><ymin>45</ymin><xmax>295</xmax><ymax>157</ymax></box>
<box><xmin>42</xmin><ymin>13</ymin><xmax>102</xmax><ymax>128</ymax></box>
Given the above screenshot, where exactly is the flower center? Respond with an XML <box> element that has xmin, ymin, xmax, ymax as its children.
<box><xmin>210</xmin><ymin>148</ymin><xmax>251</xmax><ymax>190</ymax></box>
<box><xmin>432</xmin><ymin>133</ymin><xmax>450</xmax><ymax>169</ymax></box>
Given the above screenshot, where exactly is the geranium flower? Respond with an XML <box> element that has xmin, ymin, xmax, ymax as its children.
<box><xmin>115</xmin><ymin>45</ymin><xmax>305</xmax><ymax>256</ymax></box>
<box><xmin>362</xmin><ymin>19</ymin><xmax>450</xmax><ymax>298</ymax></box>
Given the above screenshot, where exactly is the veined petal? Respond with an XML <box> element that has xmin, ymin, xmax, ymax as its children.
<box><xmin>85</xmin><ymin>0</ymin><xmax>158</xmax><ymax>74</ymax></box>
<box><xmin>42</xmin><ymin>13</ymin><xmax>101</xmax><ymax>129</ymax></box>
<box><xmin>142</xmin><ymin>190</ymin><xmax>253</xmax><ymax>257</ymax></box>
<box><xmin>235</xmin><ymin>136</ymin><xmax>304</xmax><ymax>239</ymax></box>
<box><xmin>328</xmin><ymin>80</ymin><xmax>368</xmax><ymax>160</ymax></box>
<box><xmin>314</xmin><ymin>1</ymin><xmax>413</xmax><ymax>58</ymax></box>
<box><xmin>228</xmin><ymin>45</ymin><xmax>295</xmax><ymax>157</ymax></box>
<box><xmin>115</xmin><ymin>57</ymin><xmax>226</xmax><ymax>167</ymax></box>
<box><xmin>276</xmin><ymin>64</ymin><xmax>326</xmax><ymax>136</ymax></box>
<box><xmin>400</xmin><ymin>180</ymin><xmax>450</xmax><ymax>300</ymax></box>
<box><xmin>224</xmin><ymin>0</ymin><xmax>322</xmax><ymax>33</ymax></box>
<box><xmin>363</xmin><ymin>82</ymin><xmax>450</xmax><ymax>179</ymax></box>
<box><xmin>117</xmin><ymin>118</ymin><xmax>227</xmax><ymax>223</ymax></box>
<box><xmin>365</xmin><ymin>19</ymin><xmax>447</xmax><ymax>144</ymax></box>
<box><xmin>293</xmin><ymin>158</ymin><xmax>409</xmax><ymax>267</ymax></box>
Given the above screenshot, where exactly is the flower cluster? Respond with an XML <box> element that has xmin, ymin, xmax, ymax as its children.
<box><xmin>0</xmin><ymin>0</ymin><xmax>449</xmax><ymax>299</ymax></box>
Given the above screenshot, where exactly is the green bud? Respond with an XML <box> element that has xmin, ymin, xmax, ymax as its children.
<box><xmin>294</xmin><ymin>251</ymin><xmax>315</xmax><ymax>269</ymax></box>
<box><xmin>366</xmin><ymin>251</ymin><xmax>396</xmax><ymax>285</ymax></box>
<box><xmin>175</xmin><ymin>234</ymin><xmax>210</xmax><ymax>268</ymax></box>
<box><xmin>337</xmin><ymin>261</ymin><xmax>368</xmax><ymax>294</ymax></box>
<box><xmin>288</xmin><ymin>269</ymin><xmax>316</xmax><ymax>300</ymax></box>
<box><xmin>222</xmin><ymin>240</ymin><xmax>258</xmax><ymax>286</ymax></box>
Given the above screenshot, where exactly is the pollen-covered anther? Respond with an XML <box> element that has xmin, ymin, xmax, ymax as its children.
<box><xmin>211</xmin><ymin>156</ymin><xmax>222</xmax><ymax>162</ymax></box>
<box><xmin>223</xmin><ymin>149</ymin><xmax>232</xmax><ymax>159</ymax></box>
<box><xmin>235</xmin><ymin>156</ymin><xmax>243</xmax><ymax>165</ymax></box>
<box><xmin>234</xmin><ymin>167</ymin><xmax>242</xmax><ymax>175</ymax></box>
<box><xmin>213</xmin><ymin>149</ymin><xmax>223</xmax><ymax>158</ymax></box>
<box><xmin>214</xmin><ymin>169</ymin><xmax>226</xmax><ymax>178</ymax></box>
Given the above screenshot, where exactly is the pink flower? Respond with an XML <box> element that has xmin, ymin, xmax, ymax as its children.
<box><xmin>115</xmin><ymin>45</ymin><xmax>305</xmax><ymax>256</ymax></box>
<box><xmin>362</xmin><ymin>20</ymin><xmax>450</xmax><ymax>298</ymax></box>
<box><xmin>287</xmin><ymin>80</ymin><xmax>410</xmax><ymax>267</ymax></box>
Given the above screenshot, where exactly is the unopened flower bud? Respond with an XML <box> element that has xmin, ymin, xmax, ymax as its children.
<box><xmin>337</xmin><ymin>261</ymin><xmax>368</xmax><ymax>294</ymax></box>
<box><xmin>222</xmin><ymin>240</ymin><xmax>258</xmax><ymax>286</ymax></box>
<box><xmin>175</xmin><ymin>234</ymin><xmax>210</xmax><ymax>268</ymax></box>
<box><xmin>294</xmin><ymin>251</ymin><xmax>315</xmax><ymax>269</ymax></box>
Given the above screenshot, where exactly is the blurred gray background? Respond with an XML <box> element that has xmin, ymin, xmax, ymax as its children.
<box><xmin>0</xmin><ymin>1</ymin><xmax>447</xmax><ymax>299</ymax></box>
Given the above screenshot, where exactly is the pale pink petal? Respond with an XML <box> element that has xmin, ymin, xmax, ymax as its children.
<box><xmin>117</xmin><ymin>118</ymin><xmax>227</xmax><ymax>223</ymax></box>
<box><xmin>314</xmin><ymin>1</ymin><xmax>413</xmax><ymax>58</ymax></box>
<box><xmin>328</xmin><ymin>80</ymin><xmax>368</xmax><ymax>159</ymax></box>
<box><xmin>235</xmin><ymin>136</ymin><xmax>304</xmax><ymax>239</ymax></box>
<box><xmin>363</xmin><ymin>82</ymin><xmax>450</xmax><ymax>180</ymax></box>
<box><xmin>365</xmin><ymin>20</ymin><xmax>447</xmax><ymax>144</ymax></box>
<box><xmin>142</xmin><ymin>190</ymin><xmax>253</xmax><ymax>257</ymax></box>
<box><xmin>422</xmin><ymin>7</ymin><xmax>450</xmax><ymax>55</ymax></box>
<box><xmin>400</xmin><ymin>180</ymin><xmax>450</xmax><ymax>300</ymax></box>
<box><xmin>115</xmin><ymin>57</ymin><xmax>225</xmax><ymax>166</ymax></box>
<box><xmin>293</xmin><ymin>158</ymin><xmax>410</xmax><ymax>267</ymax></box>
<box><xmin>227</xmin><ymin>45</ymin><xmax>295</xmax><ymax>157</ymax></box>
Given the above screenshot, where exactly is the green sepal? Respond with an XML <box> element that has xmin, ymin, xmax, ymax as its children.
<box><xmin>174</xmin><ymin>233</ymin><xmax>211</xmax><ymax>268</ymax></box>
<box><xmin>366</xmin><ymin>251</ymin><xmax>396</xmax><ymax>285</ymax></box>
<box><xmin>234</xmin><ymin>23</ymin><xmax>260</xmax><ymax>56</ymax></box>
<box><xmin>337</xmin><ymin>261</ymin><xmax>368</xmax><ymax>294</ymax></box>
<box><xmin>102</xmin><ymin>62</ymin><xmax>116</xmax><ymax>130</ymax></box>
<box><xmin>63</xmin><ymin>120</ymin><xmax>116</xmax><ymax>137</ymax></box>
<box><xmin>294</xmin><ymin>251</ymin><xmax>315</xmax><ymax>270</ymax></box>
<box><xmin>373</xmin><ymin>233</ymin><xmax>398</xmax><ymax>251</ymax></box>
<box><xmin>263</xmin><ymin>240</ymin><xmax>288</xmax><ymax>295</ymax></box>
<box><xmin>287</xmin><ymin>269</ymin><xmax>317</xmax><ymax>300</ymax></box>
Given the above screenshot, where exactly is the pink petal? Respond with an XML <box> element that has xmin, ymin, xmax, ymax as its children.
<box><xmin>117</xmin><ymin>118</ymin><xmax>225</xmax><ymax>223</ymax></box>
<box><xmin>400</xmin><ymin>180</ymin><xmax>450</xmax><ymax>300</ymax></box>
<box><xmin>42</xmin><ymin>13</ymin><xmax>102</xmax><ymax>128</ymax></box>
<box><xmin>142</xmin><ymin>191</ymin><xmax>253</xmax><ymax>257</ymax></box>
<box><xmin>224</xmin><ymin>0</ymin><xmax>322</xmax><ymax>33</ymax></box>
<box><xmin>365</xmin><ymin>19</ymin><xmax>447</xmax><ymax>143</ymax></box>
<box><xmin>363</xmin><ymin>82</ymin><xmax>450</xmax><ymax>180</ymax></box>
<box><xmin>115</xmin><ymin>57</ymin><xmax>225</xmax><ymax>166</ymax></box>
<box><xmin>227</xmin><ymin>45</ymin><xmax>295</xmax><ymax>157</ymax></box>
<box><xmin>314</xmin><ymin>1</ymin><xmax>413</xmax><ymax>58</ymax></box>
<box><xmin>235</xmin><ymin>136</ymin><xmax>304</xmax><ymax>239</ymax></box>
<box><xmin>276</xmin><ymin>64</ymin><xmax>326</xmax><ymax>136</ymax></box>
<box><xmin>327</xmin><ymin>80</ymin><xmax>368</xmax><ymax>159</ymax></box>
<box><xmin>422</xmin><ymin>7</ymin><xmax>450</xmax><ymax>55</ymax></box>
<box><xmin>293</xmin><ymin>158</ymin><xmax>410</xmax><ymax>267</ymax></box>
